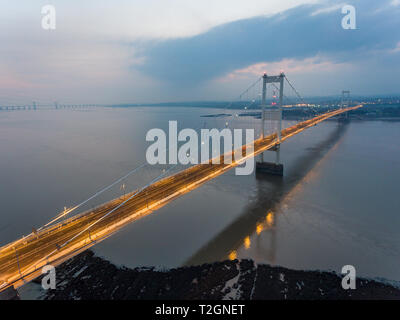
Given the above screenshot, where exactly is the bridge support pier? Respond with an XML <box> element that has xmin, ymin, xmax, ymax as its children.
<box><xmin>338</xmin><ymin>113</ymin><xmax>350</xmax><ymax>122</ymax></box>
<box><xmin>256</xmin><ymin>145</ymin><xmax>283</xmax><ymax>176</ymax></box>
<box><xmin>338</xmin><ymin>90</ymin><xmax>351</xmax><ymax>123</ymax></box>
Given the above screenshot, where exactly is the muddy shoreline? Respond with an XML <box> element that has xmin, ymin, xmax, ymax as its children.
<box><xmin>33</xmin><ymin>250</ymin><xmax>400</xmax><ymax>300</ymax></box>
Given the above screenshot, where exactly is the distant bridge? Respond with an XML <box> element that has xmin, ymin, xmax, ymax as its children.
<box><xmin>0</xmin><ymin>103</ymin><xmax>106</xmax><ymax>111</ymax></box>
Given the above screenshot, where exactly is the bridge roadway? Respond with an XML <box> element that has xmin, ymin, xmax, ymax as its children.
<box><xmin>0</xmin><ymin>105</ymin><xmax>362</xmax><ymax>291</ymax></box>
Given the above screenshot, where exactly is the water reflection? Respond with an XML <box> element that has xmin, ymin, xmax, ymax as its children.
<box><xmin>184</xmin><ymin>121</ymin><xmax>349</xmax><ymax>266</ymax></box>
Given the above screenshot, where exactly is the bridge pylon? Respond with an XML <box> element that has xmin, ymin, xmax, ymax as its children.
<box><xmin>339</xmin><ymin>90</ymin><xmax>351</xmax><ymax>122</ymax></box>
<box><xmin>340</xmin><ymin>90</ymin><xmax>351</xmax><ymax>109</ymax></box>
<box><xmin>256</xmin><ymin>72</ymin><xmax>284</xmax><ymax>176</ymax></box>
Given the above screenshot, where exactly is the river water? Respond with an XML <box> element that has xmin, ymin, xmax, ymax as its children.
<box><xmin>0</xmin><ymin>107</ymin><xmax>399</xmax><ymax>282</ymax></box>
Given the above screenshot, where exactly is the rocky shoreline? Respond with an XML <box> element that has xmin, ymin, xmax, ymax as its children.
<box><xmin>30</xmin><ymin>250</ymin><xmax>400</xmax><ymax>300</ymax></box>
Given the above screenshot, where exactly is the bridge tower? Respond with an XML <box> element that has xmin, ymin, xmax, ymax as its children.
<box><xmin>256</xmin><ymin>72</ymin><xmax>285</xmax><ymax>176</ymax></box>
<box><xmin>340</xmin><ymin>90</ymin><xmax>350</xmax><ymax>109</ymax></box>
<box><xmin>339</xmin><ymin>90</ymin><xmax>351</xmax><ymax>121</ymax></box>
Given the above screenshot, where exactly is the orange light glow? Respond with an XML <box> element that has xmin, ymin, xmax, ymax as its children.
<box><xmin>266</xmin><ymin>212</ymin><xmax>274</xmax><ymax>227</ymax></box>
<box><xmin>244</xmin><ymin>236</ymin><xmax>251</xmax><ymax>249</ymax></box>
<box><xmin>256</xmin><ymin>223</ymin><xmax>263</xmax><ymax>235</ymax></box>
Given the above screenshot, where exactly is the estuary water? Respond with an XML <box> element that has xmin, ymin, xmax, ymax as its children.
<box><xmin>0</xmin><ymin>107</ymin><xmax>399</xmax><ymax>282</ymax></box>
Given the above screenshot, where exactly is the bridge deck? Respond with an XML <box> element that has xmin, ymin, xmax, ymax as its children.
<box><xmin>0</xmin><ymin>105</ymin><xmax>362</xmax><ymax>291</ymax></box>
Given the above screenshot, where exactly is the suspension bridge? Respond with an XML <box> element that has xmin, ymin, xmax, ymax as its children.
<box><xmin>0</xmin><ymin>73</ymin><xmax>362</xmax><ymax>293</ymax></box>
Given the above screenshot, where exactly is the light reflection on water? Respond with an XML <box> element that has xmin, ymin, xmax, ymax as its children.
<box><xmin>185</xmin><ymin>120</ymin><xmax>350</xmax><ymax>265</ymax></box>
<box><xmin>0</xmin><ymin>107</ymin><xmax>399</xmax><ymax>281</ymax></box>
<box><xmin>232</xmin><ymin>121</ymin><xmax>400</xmax><ymax>281</ymax></box>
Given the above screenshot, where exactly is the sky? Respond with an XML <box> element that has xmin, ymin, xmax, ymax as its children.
<box><xmin>0</xmin><ymin>0</ymin><xmax>399</xmax><ymax>104</ymax></box>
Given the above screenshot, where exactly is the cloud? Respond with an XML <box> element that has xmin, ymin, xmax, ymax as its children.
<box><xmin>0</xmin><ymin>0</ymin><xmax>399</xmax><ymax>103</ymax></box>
<box><xmin>136</xmin><ymin>0</ymin><xmax>400</xmax><ymax>88</ymax></box>
<box><xmin>0</xmin><ymin>0</ymin><xmax>315</xmax><ymax>104</ymax></box>
<box><xmin>391</xmin><ymin>0</ymin><xmax>400</xmax><ymax>6</ymax></box>
<box><xmin>310</xmin><ymin>3</ymin><xmax>345</xmax><ymax>16</ymax></box>
<box><xmin>218</xmin><ymin>56</ymin><xmax>352</xmax><ymax>82</ymax></box>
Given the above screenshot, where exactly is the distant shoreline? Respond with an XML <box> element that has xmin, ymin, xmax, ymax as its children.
<box><xmin>199</xmin><ymin>111</ymin><xmax>400</xmax><ymax>122</ymax></box>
